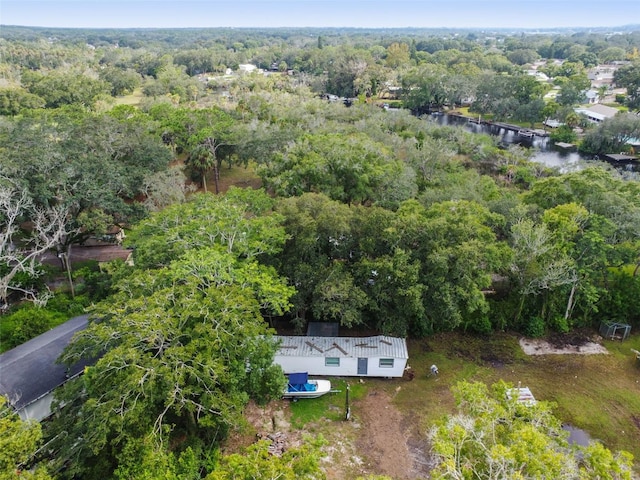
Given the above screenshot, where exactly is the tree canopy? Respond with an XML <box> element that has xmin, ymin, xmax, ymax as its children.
<box><xmin>47</xmin><ymin>190</ymin><xmax>294</xmax><ymax>478</ymax></box>
<box><xmin>429</xmin><ymin>381</ymin><xmax>634</xmax><ymax>480</ymax></box>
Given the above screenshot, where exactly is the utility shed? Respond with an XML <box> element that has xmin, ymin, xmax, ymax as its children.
<box><xmin>274</xmin><ymin>335</ymin><xmax>408</xmax><ymax>377</ymax></box>
<box><xmin>506</xmin><ymin>386</ymin><xmax>537</xmax><ymax>406</ymax></box>
<box><xmin>0</xmin><ymin>314</ymin><xmax>90</xmax><ymax>421</ymax></box>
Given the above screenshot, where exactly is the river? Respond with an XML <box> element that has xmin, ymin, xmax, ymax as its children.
<box><xmin>427</xmin><ymin>113</ymin><xmax>640</xmax><ymax>175</ymax></box>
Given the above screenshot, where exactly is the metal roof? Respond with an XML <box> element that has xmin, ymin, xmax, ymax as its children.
<box><xmin>275</xmin><ymin>335</ymin><xmax>408</xmax><ymax>359</ymax></box>
<box><xmin>0</xmin><ymin>314</ymin><xmax>90</xmax><ymax>410</ymax></box>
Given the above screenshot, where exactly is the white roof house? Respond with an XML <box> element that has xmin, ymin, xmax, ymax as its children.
<box><xmin>238</xmin><ymin>64</ymin><xmax>258</xmax><ymax>73</ymax></box>
<box><xmin>575</xmin><ymin>104</ymin><xmax>619</xmax><ymax>123</ymax></box>
<box><xmin>526</xmin><ymin>70</ymin><xmax>549</xmax><ymax>82</ymax></box>
<box><xmin>274</xmin><ymin>335</ymin><xmax>409</xmax><ymax>378</ymax></box>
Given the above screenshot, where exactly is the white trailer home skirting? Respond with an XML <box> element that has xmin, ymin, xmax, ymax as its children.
<box><xmin>274</xmin><ymin>335</ymin><xmax>408</xmax><ymax>378</ymax></box>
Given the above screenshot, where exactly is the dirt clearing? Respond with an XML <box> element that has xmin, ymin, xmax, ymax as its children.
<box><xmin>519</xmin><ymin>338</ymin><xmax>608</xmax><ymax>355</ymax></box>
<box><xmin>355</xmin><ymin>387</ymin><xmax>432</xmax><ymax>479</ymax></box>
<box><xmin>229</xmin><ymin>386</ymin><xmax>432</xmax><ymax>480</ymax></box>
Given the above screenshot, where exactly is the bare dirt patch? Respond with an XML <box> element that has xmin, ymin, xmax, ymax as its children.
<box><xmin>356</xmin><ymin>387</ymin><xmax>431</xmax><ymax>480</ymax></box>
<box><xmin>519</xmin><ymin>337</ymin><xmax>608</xmax><ymax>355</ymax></box>
<box><xmin>356</xmin><ymin>389</ymin><xmax>415</xmax><ymax>479</ymax></box>
<box><xmin>225</xmin><ymin>389</ymin><xmax>432</xmax><ymax>480</ymax></box>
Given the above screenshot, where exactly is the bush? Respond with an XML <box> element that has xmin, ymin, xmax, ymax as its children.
<box><xmin>0</xmin><ymin>293</ymin><xmax>90</xmax><ymax>352</ymax></box>
<box><xmin>74</xmin><ymin>262</ymin><xmax>116</xmax><ymax>301</ymax></box>
<box><xmin>524</xmin><ymin>316</ymin><xmax>545</xmax><ymax>338</ymax></box>
<box><xmin>0</xmin><ymin>306</ymin><xmax>66</xmax><ymax>351</ymax></box>
<box><xmin>46</xmin><ymin>293</ymin><xmax>90</xmax><ymax>316</ymax></box>
<box><xmin>549</xmin><ymin>315</ymin><xmax>570</xmax><ymax>333</ymax></box>
<box><xmin>550</xmin><ymin>125</ymin><xmax>577</xmax><ymax>144</ymax></box>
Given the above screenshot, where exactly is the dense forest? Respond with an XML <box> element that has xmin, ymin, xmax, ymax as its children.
<box><xmin>1</xmin><ymin>25</ymin><xmax>640</xmax><ymax>479</ymax></box>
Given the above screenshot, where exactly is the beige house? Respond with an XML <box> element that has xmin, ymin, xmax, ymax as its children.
<box><xmin>575</xmin><ymin>104</ymin><xmax>619</xmax><ymax>123</ymax></box>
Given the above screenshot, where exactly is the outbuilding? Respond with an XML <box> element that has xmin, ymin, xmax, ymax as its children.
<box><xmin>273</xmin><ymin>335</ymin><xmax>408</xmax><ymax>378</ymax></box>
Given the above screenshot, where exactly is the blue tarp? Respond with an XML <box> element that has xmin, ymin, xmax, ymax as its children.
<box><xmin>288</xmin><ymin>382</ymin><xmax>317</xmax><ymax>392</ymax></box>
<box><xmin>288</xmin><ymin>372</ymin><xmax>308</xmax><ymax>384</ymax></box>
<box><xmin>287</xmin><ymin>372</ymin><xmax>317</xmax><ymax>392</ymax></box>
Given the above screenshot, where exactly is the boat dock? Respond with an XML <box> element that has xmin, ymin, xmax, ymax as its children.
<box><xmin>450</xmin><ymin>113</ymin><xmax>549</xmax><ymax>138</ymax></box>
<box><xmin>604</xmin><ymin>153</ymin><xmax>638</xmax><ymax>163</ymax></box>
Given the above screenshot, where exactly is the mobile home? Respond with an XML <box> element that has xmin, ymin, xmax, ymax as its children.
<box><xmin>274</xmin><ymin>335</ymin><xmax>408</xmax><ymax>378</ymax></box>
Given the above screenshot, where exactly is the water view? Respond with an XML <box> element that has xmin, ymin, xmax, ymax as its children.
<box><xmin>428</xmin><ymin>113</ymin><xmax>640</xmax><ymax>175</ymax></box>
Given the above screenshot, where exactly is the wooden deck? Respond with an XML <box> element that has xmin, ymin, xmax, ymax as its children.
<box><xmin>604</xmin><ymin>153</ymin><xmax>638</xmax><ymax>162</ymax></box>
<box><xmin>451</xmin><ymin>113</ymin><xmax>549</xmax><ymax>137</ymax></box>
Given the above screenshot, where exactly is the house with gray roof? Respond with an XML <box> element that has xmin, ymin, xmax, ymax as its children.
<box><xmin>575</xmin><ymin>104</ymin><xmax>619</xmax><ymax>123</ymax></box>
<box><xmin>273</xmin><ymin>335</ymin><xmax>409</xmax><ymax>378</ymax></box>
<box><xmin>0</xmin><ymin>315</ymin><xmax>90</xmax><ymax>421</ymax></box>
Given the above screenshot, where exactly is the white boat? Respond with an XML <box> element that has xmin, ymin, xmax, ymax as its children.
<box><xmin>283</xmin><ymin>372</ymin><xmax>331</xmax><ymax>399</ymax></box>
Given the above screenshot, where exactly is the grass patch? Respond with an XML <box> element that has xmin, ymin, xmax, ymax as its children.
<box><xmin>195</xmin><ymin>162</ymin><xmax>263</xmax><ymax>196</ymax></box>
<box><xmin>114</xmin><ymin>88</ymin><xmax>144</xmax><ymax>106</ymax></box>
<box><xmin>289</xmin><ymin>378</ymin><xmax>366</xmax><ymax>428</ymax></box>
<box><xmin>390</xmin><ymin>332</ymin><xmax>640</xmax><ymax>465</ymax></box>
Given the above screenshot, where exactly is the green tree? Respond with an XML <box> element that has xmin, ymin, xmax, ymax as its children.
<box><xmin>150</xmin><ymin>106</ymin><xmax>236</xmax><ymax>194</ymax></box>
<box><xmin>21</xmin><ymin>69</ymin><xmax>110</xmax><ymax>108</ymax></box>
<box><xmin>259</xmin><ymin>133</ymin><xmax>405</xmax><ymax>205</ymax></box>
<box><xmin>99</xmin><ymin>66</ymin><xmax>142</xmax><ymax>96</ymax></box>
<box><xmin>273</xmin><ymin>193</ymin><xmax>355</xmax><ymax>329</ymax></box>
<box><xmin>508</xmin><ymin>216</ymin><xmax>577</xmax><ymax>332</ymax></box>
<box><xmin>580</xmin><ymin>112</ymin><xmax>640</xmax><ymax>155</ymax></box>
<box><xmin>394</xmin><ymin>199</ymin><xmax>511</xmax><ymax>334</ymax></box>
<box><xmin>47</xmin><ymin>190</ymin><xmax>293</xmax><ymax>479</ymax></box>
<box><xmin>207</xmin><ymin>437</ymin><xmax>326</xmax><ymax>480</ymax></box>
<box><xmin>0</xmin><ymin>87</ymin><xmax>45</xmax><ymax>115</ymax></box>
<box><xmin>401</xmin><ymin>65</ymin><xmax>449</xmax><ymax>114</ymax></box>
<box><xmin>613</xmin><ymin>61</ymin><xmax>640</xmax><ymax>111</ymax></box>
<box><xmin>0</xmin><ymin>396</ymin><xmax>52</xmax><ymax>480</ymax></box>
<box><xmin>385</xmin><ymin>42</ymin><xmax>411</xmax><ymax>69</ymax></box>
<box><xmin>429</xmin><ymin>381</ymin><xmax>634</xmax><ymax>480</ymax></box>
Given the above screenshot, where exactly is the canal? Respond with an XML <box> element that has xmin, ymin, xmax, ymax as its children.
<box><xmin>427</xmin><ymin>113</ymin><xmax>639</xmax><ymax>175</ymax></box>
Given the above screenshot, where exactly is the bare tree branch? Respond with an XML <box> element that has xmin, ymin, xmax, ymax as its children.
<box><xmin>0</xmin><ymin>185</ymin><xmax>76</xmax><ymax>305</ymax></box>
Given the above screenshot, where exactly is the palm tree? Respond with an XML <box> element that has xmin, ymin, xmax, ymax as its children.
<box><xmin>187</xmin><ymin>143</ymin><xmax>215</xmax><ymax>193</ymax></box>
<box><xmin>597</xmin><ymin>85</ymin><xmax>609</xmax><ymax>104</ymax></box>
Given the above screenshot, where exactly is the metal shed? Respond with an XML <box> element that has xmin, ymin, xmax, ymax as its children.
<box><xmin>274</xmin><ymin>335</ymin><xmax>408</xmax><ymax>378</ymax></box>
<box><xmin>599</xmin><ymin>321</ymin><xmax>631</xmax><ymax>341</ymax></box>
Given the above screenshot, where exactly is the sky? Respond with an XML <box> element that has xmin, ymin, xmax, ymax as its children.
<box><xmin>1</xmin><ymin>0</ymin><xmax>639</xmax><ymax>30</ymax></box>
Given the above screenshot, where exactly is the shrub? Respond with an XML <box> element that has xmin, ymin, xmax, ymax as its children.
<box><xmin>550</xmin><ymin>125</ymin><xmax>577</xmax><ymax>143</ymax></box>
<box><xmin>524</xmin><ymin>316</ymin><xmax>545</xmax><ymax>338</ymax></box>
<box><xmin>549</xmin><ymin>315</ymin><xmax>570</xmax><ymax>333</ymax></box>
<box><xmin>46</xmin><ymin>293</ymin><xmax>90</xmax><ymax>316</ymax></box>
<box><xmin>1</xmin><ymin>306</ymin><xmax>66</xmax><ymax>351</ymax></box>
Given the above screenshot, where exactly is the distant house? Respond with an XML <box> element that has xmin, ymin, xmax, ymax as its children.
<box><xmin>585</xmin><ymin>90</ymin><xmax>599</xmax><ymax>104</ymax></box>
<box><xmin>526</xmin><ymin>70</ymin><xmax>549</xmax><ymax>82</ymax></box>
<box><xmin>238</xmin><ymin>64</ymin><xmax>258</xmax><ymax>73</ymax></box>
<box><xmin>575</xmin><ymin>104</ymin><xmax>619</xmax><ymax>123</ymax></box>
<box><xmin>0</xmin><ymin>315</ymin><xmax>90</xmax><ymax>421</ymax></box>
<box><xmin>273</xmin><ymin>335</ymin><xmax>409</xmax><ymax>378</ymax></box>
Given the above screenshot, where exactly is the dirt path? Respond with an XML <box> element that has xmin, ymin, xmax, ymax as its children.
<box><xmin>355</xmin><ymin>388</ymin><xmax>431</xmax><ymax>480</ymax></box>
<box><xmin>228</xmin><ymin>389</ymin><xmax>432</xmax><ymax>480</ymax></box>
<box><xmin>356</xmin><ymin>389</ymin><xmax>412</xmax><ymax>478</ymax></box>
